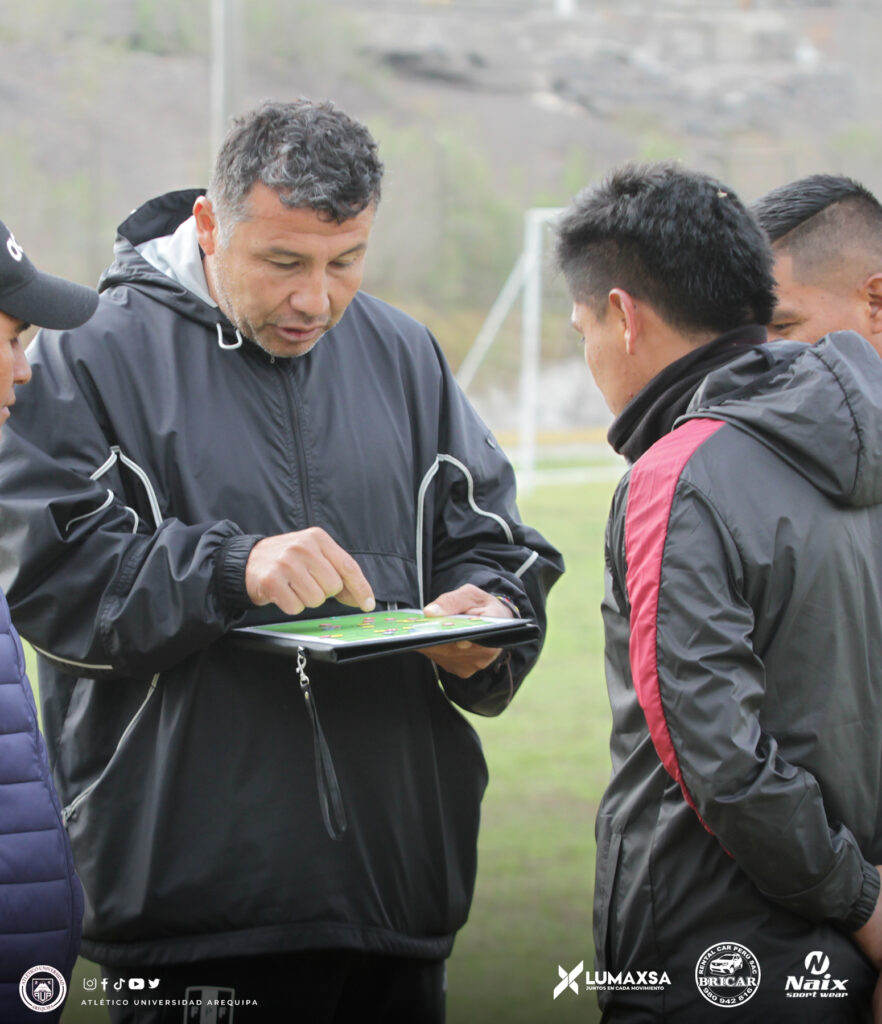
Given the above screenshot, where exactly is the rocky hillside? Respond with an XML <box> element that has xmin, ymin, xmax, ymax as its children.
<box><xmin>0</xmin><ymin>0</ymin><xmax>879</xmax><ymax>428</ymax></box>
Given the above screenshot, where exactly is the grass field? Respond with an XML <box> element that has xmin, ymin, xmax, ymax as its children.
<box><xmin>23</xmin><ymin>477</ymin><xmax>619</xmax><ymax>1024</ymax></box>
<box><xmin>446</xmin><ymin>480</ymin><xmax>614</xmax><ymax>1024</ymax></box>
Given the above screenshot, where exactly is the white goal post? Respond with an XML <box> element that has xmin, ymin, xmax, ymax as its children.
<box><xmin>455</xmin><ymin>207</ymin><xmax>564</xmax><ymax>493</ymax></box>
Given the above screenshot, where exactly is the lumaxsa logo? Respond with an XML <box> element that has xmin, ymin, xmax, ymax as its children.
<box><xmin>553</xmin><ymin>961</ymin><xmax>583</xmax><ymax>999</ymax></box>
<box><xmin>553</xmin><ymin>961</ymin><xmax>671</xmax><ymax>999</ymax></box>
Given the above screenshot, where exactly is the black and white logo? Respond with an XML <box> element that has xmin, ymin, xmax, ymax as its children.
<box><xmin>19</xmin><ymin>965</ymin><xmax>67</xmax><ymax>1013</ymax></box>
<box><xmin>184</xmin><ymin>986</ymin><xmax>238</xmax><ymax>1022</ymax></box>
<box><xmin>695</xmin><ymin>942</ymin><xmax>761</xmax><ymax>1007</ymax></box>
<box><xmin>785</xmin><ymin>950</ymin><xmax>849</xmax><ymax>998</ymax></box>
<box><xmin>6</xmin><ymin>233</ymin><xmax>23</xmax><ymax>262</ymax></box>
<box><xmin>552</xmin><ymin>960</ymin><xmax>671</xmax><ymax>999</ymax></box>
<box><xmin>553</xmin><ymin>961</ymin><xmax>583</xmax><ymax>999</ymax></box>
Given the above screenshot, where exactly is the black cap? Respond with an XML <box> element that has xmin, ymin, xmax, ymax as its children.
<box><xmin>0</xmin><ymin>220</ymin><xmax>99</xmax><ymax>330</ymax></box>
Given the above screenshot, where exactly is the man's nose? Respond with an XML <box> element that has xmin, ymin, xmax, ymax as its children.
<box><xmin>290</xmin><ymin>267</ymin><xmax>331</xmax><ymax>320</ymax></box>
<box><xmin>13</xmin><ymin>342</ymin><xmax>32</xmax><ymax>386</ymax></box>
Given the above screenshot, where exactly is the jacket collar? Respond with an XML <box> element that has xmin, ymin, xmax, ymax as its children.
<box><xmin>608</xmin><ymin>324</ymin><xmax>767</xmax><ymax>463</ymax></box>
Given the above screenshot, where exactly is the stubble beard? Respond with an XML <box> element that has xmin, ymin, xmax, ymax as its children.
<box><xmin>210</xmin><ymin>257</ymin><xmax>284</xmax><ymax>358</ymax></box>
<box><xmin>211</xmin><ymin>258</ymin><xmax>328</xmax><ymax>360</ymax></box>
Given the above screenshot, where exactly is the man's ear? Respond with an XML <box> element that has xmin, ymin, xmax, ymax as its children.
<box><xmin>608</xmin><ymin>288</ymin><xmax>640</xmax><ymax>354</ymax></box>
<box><xmin>193</xmin><ymin>196</ymin><xmax>219</xmax><ymax>257</ymax></box>
<box><xmin>862</xmin><ymin>272</ymin><xmax>882</xmax><ymax>335</ymax></box>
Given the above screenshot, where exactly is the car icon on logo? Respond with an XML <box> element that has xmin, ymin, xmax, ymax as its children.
<box><xmin>709</xmin><ymin>953</ymin><xmax>744</xmax><ymax>974</ymax></box>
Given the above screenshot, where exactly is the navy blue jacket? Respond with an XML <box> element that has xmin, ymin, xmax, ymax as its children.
<box><xmin>0</xmin><ymin>591</ymin><xmax>83</xmax><ymax>1022</ymax></box>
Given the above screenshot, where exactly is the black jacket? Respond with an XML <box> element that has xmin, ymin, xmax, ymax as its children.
<box><xmin>0</xmin><ymin>190</ymin><xmax>563</xmax><ymax>967</ymax></box>
<box><xmin>597</xmin><ymin>330</ymin><xmax>882</xmax><ymax>1021</ymax></box>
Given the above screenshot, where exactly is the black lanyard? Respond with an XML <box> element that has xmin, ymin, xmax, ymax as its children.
<box><xmin>296</xmin><ymin>648</ymin><xmax>348</xmax><ymax>841</ymax></box>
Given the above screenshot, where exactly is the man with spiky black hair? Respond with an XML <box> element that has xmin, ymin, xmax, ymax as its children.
<box><xmin>558</xmin><ymin>162</ymin><xmax>882</xmax><ymax>1021</ymax></box>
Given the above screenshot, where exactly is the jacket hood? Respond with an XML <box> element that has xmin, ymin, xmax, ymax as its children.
<box><xmin>99</xmin><ymin>189</ymin><xmax>227</xmax><ymax>333</ymax></box>
<box><xmin>685</xmin><ymin>331</ymin><xmax>882</xmax><ymax>507</ymax></box>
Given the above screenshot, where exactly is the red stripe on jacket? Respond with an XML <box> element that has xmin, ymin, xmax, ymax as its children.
<box><xmin>624</xmin><ymin>417</ymin><xmax>725</xmax><ymax>823</ymax></box>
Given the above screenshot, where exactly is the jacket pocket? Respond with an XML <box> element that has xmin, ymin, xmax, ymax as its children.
<box><xmin>594</xmin><ymin>813</ymin><xmax>624</xmax><ymax>975</ymax></box>
<box><xmin>346</xmin><ymin>551</ymin><xmax>420</xmax><ymax>608</ymax></box>
<box><xmin>61</xmin><ymin>673</ymin><xmax>160</xmax><ymax>826</ymax></box>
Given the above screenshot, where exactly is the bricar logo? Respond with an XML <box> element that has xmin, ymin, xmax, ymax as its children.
<box><xmin>695</xmin><ymin>942</ymin><xmax>761</xmax><ymax>1007</ymax></box>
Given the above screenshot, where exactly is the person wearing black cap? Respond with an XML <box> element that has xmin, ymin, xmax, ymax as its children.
<box><xmin>0</xmin><ymin>220</ymin><xmax>97</xmax><ymax>1023</ymax></box>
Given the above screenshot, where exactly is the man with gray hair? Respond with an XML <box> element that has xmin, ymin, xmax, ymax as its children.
<box><xmin>0</xmin><ymin>99</ymin><xmax>562</xmax><ymax>1021</ymax></box>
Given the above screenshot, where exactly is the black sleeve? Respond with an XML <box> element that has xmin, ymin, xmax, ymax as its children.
<box><xmin>423</xmin><ymin>338</ymin><xmax>564</xmax><ymax>716</ymax></box>
<box><xmin>0</xmin><ymin>330</ymin><xmax>259</xmax><ymax>678</ymax></box>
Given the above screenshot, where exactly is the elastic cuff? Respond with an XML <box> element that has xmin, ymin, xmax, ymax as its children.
<box><xmin>844</xmin><ymin>861</ymin><xmax>882</xmax><ymax>933</ymax></box>
<box><xmin>492</xmin><ymin>593</ymin><xmax>521</xmax><ymax>617</ymax></box>
<box><xmin>214</xmin><ymin>534</ymin><xmax>265</xmax><ymax>612</ymax></box>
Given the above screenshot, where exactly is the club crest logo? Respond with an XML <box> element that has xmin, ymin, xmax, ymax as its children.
<box><xmin>19</xmin><ymin>965</ymin><xmax>67</xmax><ymax>1013</ymax></box>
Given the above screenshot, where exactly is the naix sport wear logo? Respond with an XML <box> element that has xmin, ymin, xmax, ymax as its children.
<box><xmin>553</xmin><ymin>961</ymin><xmax>583</xmax><ymax>999</ymax></box>
<box><xmin>19</xmin><ymin>965</ymin><xmax>67</xmax><ymax>1013</ymax></box>
<box><xmin>785</xmin><ymin>950</ymin><xmax>849</xmax><ymax>999</ymax></box>
<box><xmin>695</xmin><ymin>942</ymin><xmax>761</xmax><ymax>1007</ymax></box>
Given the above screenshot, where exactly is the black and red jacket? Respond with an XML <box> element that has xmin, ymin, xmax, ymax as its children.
<box><xmin>597</xmin><ymin>330</ymin><xmax>882</xmax><ymax>1021</ymax></box>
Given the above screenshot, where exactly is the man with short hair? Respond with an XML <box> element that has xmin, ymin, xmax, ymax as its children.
<box><xmin>752</xmin><ymin>173</ymin><xmax>882</xmax><ymax>347</ymax></box>
<box><xmin>0</xmin><ymin>99</ymin><xmax>563</xmax><ymax>1021</ymax></box>
<box><xmin>0</xmin><ymin>221</ymin><xmax>97</xmax><ymax>1022</ymax></box>
<box><xmin>557</xmin><ymin>162</ymin><xmax>882</xmax><ymax>1021</ymax></box>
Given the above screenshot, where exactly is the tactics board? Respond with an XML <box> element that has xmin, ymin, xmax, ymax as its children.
<box><xmin>233</xmin><ymin>608</ymin><xmax>538</xmax><ymax>663</ymax></box>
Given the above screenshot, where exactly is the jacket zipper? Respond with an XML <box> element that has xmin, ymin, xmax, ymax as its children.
<box><xmin>270</xmin><ymin>363</ymin><xmax>347</xmax><ymax>839</ymax></box>
<box><xmin>62</xmin><ymin>673</ymin><xmax>160</xmax><ymax>824</ymax></box>
<box><xmin>31</xmin><ymin>643</ymin><xmax>115</xmax><ymax>674</ymax></box>
<box><xmin>276</xmin><ymin>361</ymin><xmax>315</xmax><ymax>526</ymax></box>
